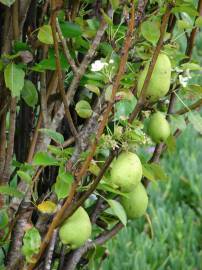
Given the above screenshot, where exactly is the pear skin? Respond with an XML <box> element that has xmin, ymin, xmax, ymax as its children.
<box><xmin>110</xmin><ymin>152</ymin><xmax>142</xmax><ymax>192</ymax></box>
<box><xmin>137</xmin><ymin>53</ymin><xmax>171</xmax><ymax>101</ymax></box>
<box><xmin>121</xmin><ymin>183</ymin><xmax>148</xmax><ymax>219</ymax></box>
<box><xmin>148</xmin><ymin>111</ymin><xmax>170</xmax><ymax>143</ymax></box>
<box><xmin>59</xmin><ymin>207</ymin><xmax>92</xmax><ymax>249</ymax></box>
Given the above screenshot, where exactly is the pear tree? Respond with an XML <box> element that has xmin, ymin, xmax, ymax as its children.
<box><xmin>0</xmin><ymin>0</ymin><xmax>202</xmax><ymax>269</ymax></box>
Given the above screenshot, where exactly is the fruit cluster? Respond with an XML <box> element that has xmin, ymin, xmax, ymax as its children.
<box><xmin>59</xmin><ymin>53</ymin><xmax>172</xmax><ymax>249</ymax></box>
<box><xmin>111</xmin><ymin>152</ymin><xmax>148</xmax><ymax>219</ymax></box>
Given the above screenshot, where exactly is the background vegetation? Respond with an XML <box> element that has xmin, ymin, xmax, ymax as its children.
<box><xmin>102</xmin><ymin>127</ymin><xmax>202</xmax><ymax>270</ymax></box>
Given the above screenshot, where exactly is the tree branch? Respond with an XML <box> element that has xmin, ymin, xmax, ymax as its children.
<box><xmin>2</xmin><ymin>98</ymin><xmax>17</xmax><ymax>184</ymax></box>
<box><xmin>174</xmin><ymin>98</ymin><xmax>202</xmax><ymax>115</ymax></box>
<box><xmin>56</xmin><ymin>19</ymin><xmax>78</xmax><ymax>74</ymax></box>
<box><xmin>51</xmin><ymin>3</ymin><xmax>78</xmax><ymax>141</ymax></box>
<box><xmin>44</xmin><ymin>229</ymin><xmax>58</xmax><ymax>270</ymax></box>
<box><xmin>129</xmin><ymin>3</ymin><xmax>174</xmax><ymax>122</ymax></box>
<box><xmin>64</xmin><ymin>222</ymin><xmax>123</xmax><ymax>270</ymax></box>
<box><xmin>185</xmin><ymin>0</ymin><xmax>202</xmax><ymax>58</ymax></box>
<box><xmin>50</xmin><ymin>19</ymin><xmax>108</xmax><ymax>133</ymax></box>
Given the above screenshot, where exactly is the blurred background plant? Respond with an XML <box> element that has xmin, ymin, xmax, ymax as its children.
<box><xmin>98</xmin><ymin>127</ymin><xmax>202</xmax><ymax>270</ymax></box>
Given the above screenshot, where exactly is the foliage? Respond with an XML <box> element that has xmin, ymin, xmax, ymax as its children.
<box><xmin>102</xmin><ymin>128</ymin><xmax>202</xmax><ymax>270</ymax></box>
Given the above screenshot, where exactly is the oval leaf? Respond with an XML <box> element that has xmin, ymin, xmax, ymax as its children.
<box><xmin>21</xmin><ymin>80</ymin><xmax>38</xmax><ymax>108</ymax></box>
<box><xmin>75</xmin><ymin>100</ymin><xmax>93</xmax><ymax>118</ymax></box>
<box><xmin>85</xmin><ymin>84</ymin><xmax>100</xmax><ymax>96</ymax></box>
<box><xmin>33</xmin><ymin>152</ymin><xmax>58</xmax><ymax>166</ymax></box>
<box><xmin>0</xmin><ymin>209</ymin><xmax>9</xmax><ymax>229</ymax></box>
<box><xmin>39</xmin><ymin>128</ymin><xmax>64</xmax><ymax>145</ymax></box>
<box><xmin>60</xmin><ymin>21</ymin><xmax>82</xmax><ymax>38</ymax></box>
<box><xmin>0</xmin><ymin>0</ymin><xmax>15</xmax><ymax>7</ymax></box>
<box><xmin>17</xmin><ymin>170</ymin><xmax>32</xmax><ymax>184</ymax></box>
<box><xmin>4</xmin><ymin>63</ymin><xmax>25</xmax><ymax>97</ymax></box>
<box><xmin>38</xmin><ymin>25</ymin><xmax>53</xmax><ymax>44</ymax></box>
<box><xmin>37</xmin><ymin>201</ymin><xmax>57</xmax><ymax>214</ymax></box>
<box><xmin>54</xmin><ymin>168</ymin><xmax>73</xmax><ymax>200</ymax></box>
<box><xmin>0</xmin><ymin>185</ymin><xmax>24</xmax><ymax>198</ymax></box>
<box><xmin>141</xmin><ymin>18</ymin><xmax>160</xmax><ymax>45</ymax></box>
<box><xmin>22</xmin><ymin>227</ymin><xmax>41</xmax><ymax>263</ymax></box>
<box><xmin>107</xmin><ymin>199</ymin><xmax>127</xmax><ymax>226</ymax></box>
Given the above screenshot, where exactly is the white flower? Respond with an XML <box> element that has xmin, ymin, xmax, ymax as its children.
<box><xmin>109</xmin><ymin>59</ymin><xmax>114</xmax><ymax>64</ymax></box>
<box><xmin>91</xmin><ymin>60</ymin><xmax>107</xmax><ymax>72</ymax></box>
<box><xmin>179</xmin><ymin>75</ymin><xmax>189</xmax><ymax>87</ymax></box>
<box><xmin>175</xmin><ymin>67</ymin><xmax>183</xmax><ymax>73</ymax></box>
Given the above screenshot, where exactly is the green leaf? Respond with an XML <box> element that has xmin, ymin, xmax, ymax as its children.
<box><xmin>0</xmin><ymin>0</ymin><xmax>15</xmax><ymax>7</ymax></box>
<box><xmin>142</xmin><ymin>165</ymin><xmax>156</xmax><ymax>182</ymax></box>
<box><xmin>37</xmin><ymin>25</ymin><xmax>53</xmax><ymax>45</ymax></box>
<box><xmin>32</xmin><ymin>49</ymin><xmax>69</xmax><ymax>71</ymax></box>
<box><xmin>75</xmin><ymin>100</ymin><xmax>93</xmax><ymax>118</ymax></box>
<box><xmin>22</xmin><ymin>227</ymin><xmax>41</xmax><ymax>263</ymax></box>
<box><xmin>54</xmin><ymin>168</ymin><xmax>73</xmax><ymax>200</ymax></box>
<box><xmin>195</xmin><ymin>16</ymin><xmax>202</xmax><ymax>27</ymax></box>
<box><xmin>181</xmin><ymin>62</ymin><xmax>202</xmax><ymax>71</ymax></box>
<box><xmin>172</xmin><ymin>4</ymin><xmax>199</xmax><ymax>16</ymax></box>
<box><xmin>21</xmin><ymin>80</ymin><xmax>38</xmax><ymax>108</ymax></box>
<box><xmin>107</xmin><ymin>199</ymin><xmax>127</xmax><ymax>226</ymax></box>
<box><xmin>39</xmin><ymin>128</ymin><xmax>64</xmax><ymax>145</ymax></box>
<box><xmin>33</xmin><ymin>152</ymin><xmax>59</xmax><ymax>166</ymax></box>
<box><xmin>0</xmin><ymin>185</ymin><xmax>24</xmax><ymax>198</ymax></box>
<box><xmin>60</xmin><ymin>21</ymin><xmax>82</xmax><ymax>38</ymax></box>
<box><xmin>17</xmin><ymin>170</ymin><xmax>32</xmax><ymax>184</ymax></box>
<box><xmin>188</xmin><ymin>112</ymin><xmax>202</xmax><ymax>134</ymax></box>
<box><xmin>114</xmin><ymin>96</ymin><xmax>137</xmax><ymax>121</ymax></box>
<box><xmin>110</xmin><ymin>0</ymin><xmax>119</xmax><ymax>10</ymax></box>
<box><xmin>170</xmin><ymin>115</ymin><xmax>187</xmax><ymax>131</ymax></box>
<box><xmin>143</xmin><ymin>163</ymin><xmax>168</xmax><ymax>181</ymax></box>
<box><xmin>177</xmin><ymin>19</ymin><xmax>193</xmax><ymax>29</ymax></box>
<box><xmin>4</xmin><ymin>63</ymin><xmax>25</xmax><ymax>97</ymax></box>
<box><xmin>97</xmin><ymin>182</ymin><xmax>128</xmax><ymax>197</ymax></box>
<box><xmin>141</xmin><ymin>18</ymin><xmax>160</xmax><ymax>45</ymax></box>
<box><xmin>165</xmin><ymin>134</ymin><xmax>176</xmax><ymax>153</ymax></box>
<box><xmin>85</xmin><ymin>84</ymin><xmax>100</xmax><ymax>96</ymax></box>
<box><xmin>0</xmin><ymin>209</ymin><xmax>9</xmax><ymax>229</ymax></box>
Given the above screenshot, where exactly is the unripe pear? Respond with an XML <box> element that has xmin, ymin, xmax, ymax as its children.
<box><xmin>59</xmin><ymin>207</ymin><xmax>92</xmax><ymax>249</ymax></box>
<box><xmin>121</xmin><ymin>182</ymin><xmax>148</xmax><ymax>219</ymax></box>
<box><xmin>110</xmin><ymin>152</ymin><xmax>142</xmax><ymax>192</ymax></box>
<box><xmin>148</xmin><ymin>111</ymin><xmax>170</xmax><ymax>143</ymax></box>
<box><xmin>137</xmin><ymin>53</ymin><xmax>171</xmax><ymax>101</ymax></box>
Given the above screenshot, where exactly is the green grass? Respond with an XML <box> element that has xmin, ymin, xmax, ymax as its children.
<box><xmin>102</xmin><ymin>127</ymin><xmax>202</xmax><ymax>270</ymax></box>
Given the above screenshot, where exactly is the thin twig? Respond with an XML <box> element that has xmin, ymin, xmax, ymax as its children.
<box><xmin>40</xmin><ymin>47</ymin><xmax>49</xmax><ymax>128</ymax></box>
<box><xmin>2</xmin><ymin>98</ymin><xmax>17</xmax><ymax>184</ymax></box>
<box><xmin>44</xmin><ymin>229</ymin><xmax>58</xmax><ymax>270</ymax></box>
<box><xmin>174</xmin><ymin>98</ymin><xmax>202</xmax><ymax>115</ymax></box>
<box><xmin>51</xmin><ymin>4</ymin><xmax>78</xmax><ymax>141</ymax></box>
<box><xmin>64</xmin><ymin>222</ymin><xmax>123</xmax><ymax>270</ymax></box>
<box><xmin>129</xmin><ymin>3</ymin><xmax>174</xmax><ymax>122</ymax></box>
<box><xmin>0</xmin><ymin>113</ymin><xmax>7</xmax><ymax>178</ymax></box>
<box><xmin>50</xmin><ymin>18</ymin><xmax>108</xmax><ymax>133</ymax></box>
<box><xmin>185</xmin><ymin>0</ymin><xmax>202</xmax><ymax>58</ymax></box>
<box><xmin>56</xmin><ymin>19</ymin><xmax>78</xmax><ymax>74</ymax></box>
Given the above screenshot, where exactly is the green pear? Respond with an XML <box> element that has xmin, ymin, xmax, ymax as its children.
<box><xmin>110</xmin><ymin>152</ymin><xmax>142</xmax><ymax>192</ymax></box>
<box><xmin>121</xmin><ymin>182</ymin><xmax>148</xmax><ymax>219</ymax></box>
<box><xmin>59</xmin><ymin>207</ymin><xmax>92</xmax><ymax>249</ymax></box>
<box><xmin>148</xmin><ymin>111</ymin><xmax>170</xmax><ymax>143</ymax></box>
<box><xmin>137</xmin><ymin>53</ymin><xmax>171</xmax><ymax>101</ymax></box>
